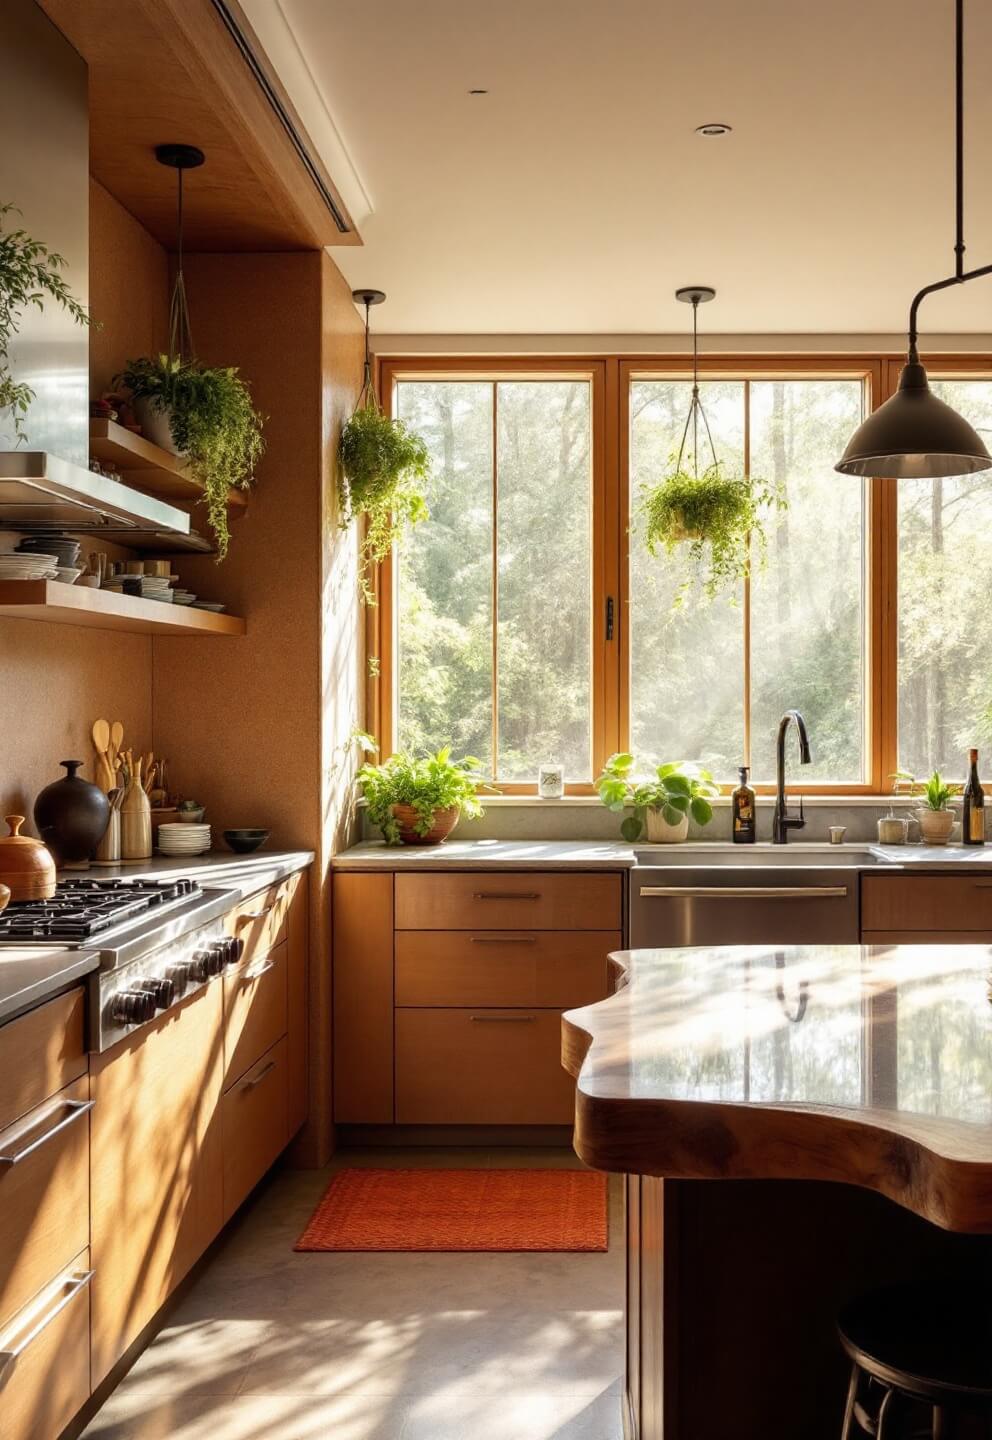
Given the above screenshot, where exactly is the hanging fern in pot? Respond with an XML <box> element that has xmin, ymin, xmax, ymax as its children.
<box><xmin>339</xmin><ymin>290</ymin><xmax>431</xmax><ymax>604</ymax></box>
<box><xmin>637</xmin><ymin>287</ymin><xmax>784</xmax><ymax>605</ymax></box>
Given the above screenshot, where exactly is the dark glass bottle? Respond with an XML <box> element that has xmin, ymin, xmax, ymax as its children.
<box><xmin>732</xmin><ymin>765</ymin><xmax>756</xmax><ymax>844</ymax></box>
<box><xmin>962</xmin><ymin>748</ymin><xmax>985</xmax><ymax>846</ymax></box>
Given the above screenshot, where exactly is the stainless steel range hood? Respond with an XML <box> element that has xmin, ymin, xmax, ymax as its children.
<box><xmin>0</xmin><ymin>450</ymin><xmax>213</xmax><ymax>553</ymax></box>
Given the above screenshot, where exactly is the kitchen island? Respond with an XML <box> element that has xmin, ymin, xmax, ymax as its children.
<box><xmin>563</xmin><ymin>944</ymin><xmax>992</xmax><ymax>1440</ymax></box>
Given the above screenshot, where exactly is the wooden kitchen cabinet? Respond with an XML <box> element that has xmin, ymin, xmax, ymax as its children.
<box><xmin>333</xmin><ymin>868</ymin><xmax>619</xmax><ymax>1127</ymax></box>
<box><xmin>0</xmin><ymin>1250</ymin><xmax>92</xmax><ymax>1440</ymax></box>
<box><xmin>223</xmin><ymin>938</ymin><xmax>287</xmax><ymax>1087</ymax></box>
<box><xmin>222</xmin><ymin>1036</ymin><xmax>289</xmax><ymax>1221</ymax></box>
<box><xmin>862</xmin><ymin>873</ymin><xmax>992</xmax><ymax>937</ymax></box>
<box><xmin>0</xmin><ymin>987</ymin><xmax>87</xmax><ymax>1133</ymax></box>
<box><xmin>89</xmin><ymin>982</ymin><xmax>224</xmax><ymax>1387</ymax></box>
<box><xmin>286</xmin><ymin>869</ymin><xmax>309</xmax><ymax>1136</ymax></box>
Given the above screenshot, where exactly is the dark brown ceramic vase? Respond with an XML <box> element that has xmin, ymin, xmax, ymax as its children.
<box><xmin>34</xmin><ymin>760</ymin><xmax>111</xmax><ymax>865</ymax></box>
<box><xmin>390</xmin><ymin>804</ymin><xmax>460</xmax><ymax>846</ymax></box>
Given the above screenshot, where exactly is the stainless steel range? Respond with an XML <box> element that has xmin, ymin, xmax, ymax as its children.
<box><xmin>0</xmin><ymin>876</ymin><xmax>243</xmax><ymax>1050</ymax></box>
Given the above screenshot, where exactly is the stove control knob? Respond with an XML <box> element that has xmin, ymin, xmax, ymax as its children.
<box><xmin>206</xmin><ymin>942</ymin><xmax>227</xmax><ymax>976</ymax></box>
<box><xmin>166</xmin><ymin>963</ymin><xmax>190</xmax><ymax>997</ymax></box>
<box><xmin>190</xmin><ymin>950</ymin><xmax>213</xmax><ymax>983</ymax></box>
<box><xmin>227</xmin><ymin>937</ymin><xmax>245</xmax><ymax>966</ymax></box>
<box><xmin>111</xmin><ymin>987</ymin><xmax>155</xmax><ymax>1025</ymax></box>
<box><xmin>145</xmin><ymin>977</ymin><xmax>176</xmax><ymax>1010</ymax></box>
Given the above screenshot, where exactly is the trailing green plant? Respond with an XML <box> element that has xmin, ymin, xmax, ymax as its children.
<box><xmin>893</xmin><ymin>768</ymin><xmax>961</xmax><ymax>811</ymax></box>
<box><xmin>638</xmin><ymin>460</ymin><xmax>782</xmax><ymax>604</ymax></box>
<box><xmin>116</xmin><ymin>354</ymin><xmax>264</xmax><ymax>559</ymax></box>
<box><xmin>0</xmin><ymin>203</ymin><xmax>93</xmax><ymax>444</ymax></box>
<box><xmin>357</xmin><ymin>741</ymin><xmax>488</xmax><ymax>844</ymax></box>
<box><xmin>596</xmin><ymin>752</ymin><xmax>719</xmax><ymax>842</ymax></box>
<box><xmin>339</xmin><ymin>394</ymin><xmax>430</xmax><ymax>603</ymax></box>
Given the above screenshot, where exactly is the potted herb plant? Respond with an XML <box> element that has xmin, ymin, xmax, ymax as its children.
<box><xmin>638</xmin><ymin>461</ymin><xmax>781</xmax><ymax>603</ymax></box>
<box><xmin>358</xmin><ymin>744</ymin><xmax>488</xmax><ymax>845</ymax></box>
<box><xmin>116</xmin><ymin>354</ymin><xmax>264</xmax><ymax>559</ymax></box>
<box><xmin>596</xmin><ymin>752</ymin><xmax>719</xmax><ymax>843</ymax></box>
<box><xmin>0</xmin><ymin>203</ymin><xmax>93</xmax><ymax>445</ymax></box>
<box><xmin>339</xmin><ymin>394</ymin><xmax>430</xmax><ymax>604</ymax></box>
<box><xmin>898</xmin><ymin>769</ymin><xmax>961</xmax><ymax>845</ymax></box>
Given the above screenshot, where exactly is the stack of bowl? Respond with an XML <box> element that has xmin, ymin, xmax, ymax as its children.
<box><xmin>17</xmin><ymin>532</ymin><xmax>81</xmax><ymax>583</ymax></box>
<box><xmin>157</xmin><ymin>822</ymin><xmax>212</xmax><ymax>857</ymax></box>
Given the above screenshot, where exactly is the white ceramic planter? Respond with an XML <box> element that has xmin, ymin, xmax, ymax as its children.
<box><xmin>134</xmin><ymin>396</ymin><xmax>183</xmax><ymax>455</ymax></box>
<box><xmin>916</xmin><ymin>807</ymin><xmax>956</xmax><ymax>845</ymax></box>
<box><xmin>644</xmin><ymin>808</ymin><xmax>690</xmax><ymax>843</ymax></box>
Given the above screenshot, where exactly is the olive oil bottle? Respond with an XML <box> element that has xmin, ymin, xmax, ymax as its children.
<box><xmin>962</xmin><ymin>748</ymin><xmax>985</xmax><ymax>846</ymax></box>
<box><xmin>732</xmin><ymin>766</ymin><xmax>756</xmax><ymax>844</ymax></box>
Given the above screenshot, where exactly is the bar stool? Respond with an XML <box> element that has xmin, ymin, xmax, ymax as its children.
<box><xmin>838</xmin><ymin>1283</ymin><xmax>992</xmax><ymax>1438</ymax></box>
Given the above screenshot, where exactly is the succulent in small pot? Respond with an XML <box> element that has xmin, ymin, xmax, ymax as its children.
<box><xmin>596</xmin><ymin>752</ymin><xmax>719</xmax><ymax>843</ymax></box>
<box><xmin>357</xmin><ymin>742</ymin><xmax>488</xmax><ymax>845</ymax></box>
<box><xmin>898</xmin><ymin>769</ymin><xmax>961</xmax><ymax>845</ymax></box>
<box><xmin>637</xmin><ymin>461</ymin><xmax>783</xmax><ymax>606</ymax></box>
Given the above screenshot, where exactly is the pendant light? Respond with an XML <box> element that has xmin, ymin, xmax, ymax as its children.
<box><xmin>352</xmin><ymin>287</ymin><xmax>386</xmax><ymax>404</ymax></box>
<box><xmin>674</xmin><ymin>285</ymin><xmax>718</xmax><ymax>475</ymax></box>
<box><xmin>155</xmin><ymin>143</ymin><xmax>205</xmax><ymax>363</ymax></box>
<box><xmin>836</xmin><ymin>0</ymin><xmax>991</xmax><ymax>478</ymax></box>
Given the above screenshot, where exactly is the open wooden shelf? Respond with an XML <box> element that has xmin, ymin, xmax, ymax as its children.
<box><xmin>0</xmin><ymin>580</ymin><xmax>245</xmax><ymax>636</ymax></box>
<box><xmin>89</xmin><ymin>418</ymin><xmax>248</xmax><ymax>514</ymax></box>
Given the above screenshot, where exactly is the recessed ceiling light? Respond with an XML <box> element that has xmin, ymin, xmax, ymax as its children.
<box><xmin>468</xmin><ymin>88</ymin><xmax>489</xmax><ymax>96</ymax></box>
<box><xmin>695</xmin><ymin>122</ymin><xmax>732</xmax><ymax>137</ymax></box>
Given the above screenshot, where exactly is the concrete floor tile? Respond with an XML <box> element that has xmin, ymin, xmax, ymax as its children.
<box><xmin>83</xmin><ymin>1391</ymin><xmax>409</xmax><ymax>1440</ymax></box>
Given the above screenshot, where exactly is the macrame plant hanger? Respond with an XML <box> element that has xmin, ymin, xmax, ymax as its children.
<box><xmin>155</xmin><ymin>143</ymin><xmax>205</xmax><ymax>364</ymax></box>
<box><xmin>352</xmin><ymin>288</ymin><xmax>387</xmax><ymax>408</ymax></box>
<box><xmin>674</xmin><ymin>286</ymin><xmax>718</xmax><ymax>478</ymax></box>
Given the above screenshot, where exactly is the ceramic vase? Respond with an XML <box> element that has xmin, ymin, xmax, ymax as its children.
<box><xmin>34</xmin><ymin>760</ymin><xmax>110</xmax><ymax>866</ymax></box>
<box><xmin>120</xmin><ymin>774</ymin><xmax>152</xmax><ymax>860</ymax></box>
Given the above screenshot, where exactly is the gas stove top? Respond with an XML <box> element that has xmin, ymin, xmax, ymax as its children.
<box><xmin>0</xmin><ymin>876</ymin><xmax>203</xmax><ymax>941</ymax></box>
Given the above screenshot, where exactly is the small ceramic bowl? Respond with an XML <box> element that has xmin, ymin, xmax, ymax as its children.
<box><xmin>223</xmin><ymin>828</ymin><xmax>270</xmax><ymax>854</ymax></box>
<box><xmin>178</xmin><ymin>804</ymin><xmax>206</xmax><ymax>824</ymax></box>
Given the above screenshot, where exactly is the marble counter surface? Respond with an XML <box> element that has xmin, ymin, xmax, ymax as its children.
<box><xmin>563</xmin><ymin>942</ymin><xmax>992</xmax><ymax>1231</ymax></box>
<box><xmin>59</xmin><ymin>848</ymin><xmax>315</xmax><ymax>900</ymax></box>
<box><xmin>0</xmin><ymin>944</ymin><xmax>99</xmax><ymax>1025</ymax></box>
<box><xmin>334</xmin><ymin>836</ymin><xmax>992</xmax><ymax>870</ymax></box>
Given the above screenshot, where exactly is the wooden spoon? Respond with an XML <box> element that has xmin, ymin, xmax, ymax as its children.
<box><xmin>110</xmin><ymin>721</ymin><xmax>124</xmax><ymax>767</ymax></box>
<box><xmin>92</xmin><ymin>718</ymin><xmax>110</xmax><ymax>757</ymax></box>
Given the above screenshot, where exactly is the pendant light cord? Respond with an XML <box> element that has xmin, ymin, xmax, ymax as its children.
<box><xmin>675</xmin><ymin>295</ymin><xmax>719</xmax><ymax>477</ymax></box>
<box><xmin>168</xmin><ymin>164</ymin><xmax>196</xmax><ymax>363</ymax></box>
<box><xmin>907</xmin><ymin>0</ymin><xmax>992</xmax><ymax>361</ymax></box>
<box><xmin>359</xmin><ymin>298</ymin><xmax>376</xmax><ymax>408</ymax></box>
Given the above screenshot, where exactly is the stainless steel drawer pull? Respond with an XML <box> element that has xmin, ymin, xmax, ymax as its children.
<box><xmin>472</xmin><ymin>892</ymin><xmax>540</xmax><ymax>901</ymax></box>
<box><xmin>469</xmin><ymin>936</ymin><xmax>536</xmax><ymax>945</ymax></box>
<box><xmin>639</xmin><ymin>886</ymin><xmax>848</xmax><ymax>900</ymax></box>
<box><xmin>0</xmin><ymin>1269</ymin><xmax>93</xmax><ymax>1379</ymax></box>
<box><xmin>469</xmin><ymin>1014</ymin><xmax>536</xmax><ymax>1023</ymax></box>
<box><xmin>238</xmin><ymin>905</ymin><xmax>274</xmax><ymax>923</ymax></box>
<box><xmin>240</xmin><ymin>1059</ymin><xmax>277</xmax><ymax>1091</ymax></box>
<box><xmin>0</xmin><ymin>1099</ymin><xmax>94</xmax><ymax>1167</ymax></box>
<box><xmin>242</xmin><ymin>958</ymin><xmax>276</xmax><ymax>983</ymax></box>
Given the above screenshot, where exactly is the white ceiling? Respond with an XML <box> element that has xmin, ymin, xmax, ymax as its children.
<box><xmin>243</xmin><ymin>0</ymin><xmax>992</xmax><ymax>336</ymax></box>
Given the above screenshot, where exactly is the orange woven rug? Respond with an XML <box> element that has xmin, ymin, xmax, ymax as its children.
<box><xmin>294</xmin><ymin>1168</ymin><xmax>609</xmax><ymax>1253</ymax></box>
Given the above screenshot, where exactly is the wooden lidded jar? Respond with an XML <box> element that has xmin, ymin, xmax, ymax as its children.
<box><xmin>0</xmin><ymin>815</ymin><xmax>58</xmax><ymax>901</ymax></box>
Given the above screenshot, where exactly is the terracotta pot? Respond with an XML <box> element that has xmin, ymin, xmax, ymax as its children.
<box><xmin>644</xmin><ymin>808</ymin><xmax>690</xmax><ymax>843</ymax></box>
<box><xmin>916</xmin><ymin>807</ymin><xmax>956</xmax><ymax>845</ymax></box>
<box><xmin>0</xmin><ymin>815</ymin><xmax>57</xmax><ymax>900</ymax></box>
<box><xmin>34</xmin><ymin>760</ymin><xmax>111</xmax><ymax>866</ymax></box>
<box><xmin>391</xmin><ymin>804</ymin><xmax>460</xmax><ymax>846</ymax></box>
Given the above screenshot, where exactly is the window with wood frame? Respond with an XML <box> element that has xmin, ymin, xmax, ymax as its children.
<box><xmin>372</xmin><ymin>355</ymin><xmax>991</xmax><ymax>795</ymax></box>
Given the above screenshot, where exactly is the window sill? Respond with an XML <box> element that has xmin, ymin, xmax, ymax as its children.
<box><xmin>476</xmin><ymin>793</ymin><xmax>919</xmax><ymax>808</ymax></box>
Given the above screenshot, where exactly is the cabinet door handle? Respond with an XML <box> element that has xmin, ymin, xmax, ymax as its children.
<box><xmin>472</xmin><ymin>892</ymin><xmax>540</xmax><ymax>901</ymax></box>
<box><xmin>241</xmin><ymin>958</ymin><xmax>276</xmax><ymax>984</ymax></box>
<box><xmin>238</xmin><ymin>905</ymin><xmax>274</xmax><ymax>924</ymax></box>
<box><xmin>240</xmin><ymin>1059</ymin><xmax>277</xmax><ymax>1091</ymax></box>
<box><xmin>469</xmin><ymin>1014</ymin><xmax>536</xmax><ymax>1023</ymax></box>
<box><xmin>0</xmin><ymin>1099</ymin><xmax>94</xmax><ymax>1167</ymax></box>
<box><xmin>638</xmin><ymin>886</ymin><xmax>848</xmax><ymax>899</ymax></box>
<box><xmin>0</xmin><ymin>1269</ymin><xmax>93</xmax><ymax>1380</ymax></box>
<box><xmin>469</xmin><ymin>936</ymin><xmax>536</xmax><ymax>946</ymax></box>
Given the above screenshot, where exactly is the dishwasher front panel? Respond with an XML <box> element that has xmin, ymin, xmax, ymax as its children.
<box><xmin>629</xmin><ymin>866</ymin><xmax>860</xmax><ymax>948</ymax></box>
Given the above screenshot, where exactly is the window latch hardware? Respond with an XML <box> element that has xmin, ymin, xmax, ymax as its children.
<box><xmin>605</xmin><ymin>595</ymin><xmax>615</xmax><ymax>642</ymax></box>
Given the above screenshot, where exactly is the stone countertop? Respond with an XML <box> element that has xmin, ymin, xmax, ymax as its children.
<box><xmin>563</xmin><ymin>942</ymin><xmax>992</xmax><ymax>1232</ymax></box>
<box><xmin>0</xmin><ymin>945</ymin><xmax>99</xmax><ymax>1026</ymax></box>
<box><xmin>60</xmin><ymin>849</ymin><xmax>316</xmax><ymax>900</ymax></box>
<box><xmin>332</xmin><ymin>838</ymin><xmax>992</xmax><ymax>871</ymax></box>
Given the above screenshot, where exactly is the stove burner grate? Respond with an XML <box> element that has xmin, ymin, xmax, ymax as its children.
<box><xmin>0</xmin><ymin>876</ymin><xmax>202</xmax><ymax>941</ymax></box>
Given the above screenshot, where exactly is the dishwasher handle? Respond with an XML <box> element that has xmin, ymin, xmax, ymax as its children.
<box><xmin>638</xmin><ymin>885</ymin><xmax>848</xmax><ymax>899</ymax></box>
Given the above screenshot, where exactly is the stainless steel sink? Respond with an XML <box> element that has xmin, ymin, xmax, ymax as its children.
<box><xmin>633</xmin><ymin>845</ymin><xmax>893</xmax><ymax>868</ymax></box>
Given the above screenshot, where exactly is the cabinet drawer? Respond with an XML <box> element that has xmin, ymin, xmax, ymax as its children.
<box><xmin>0</xmin><ymin>1252</ymin><xmax>92</xmax><ymax>1440</ymax></box>
<box><xmin>223</xmin><ymin>1036</ymin><xmax>288</xmax><ymax>1221</ymax></box>
<box><xmin>396</xmin><ymin>931</ymin><xmax>616</xmax><ymax>1008</ymax></box>
<box><xmin>862</xmin><ymin>874</ymin><xmax>992</xmax><ymax>933</ymax></box>
<box><xmin>0</xmin><ymin>988</ymin><xmax>87</xmax><ymax>1133</ymax></box>
<box><xmin>224</xmin><ymin>873</ymin><xmax>299</xmax><ymax>967</ymax></box>
<box><xmin>395</xmin><ymin>1009</ymin><xmax>575</xmax><ymax>1124</ymax></box>
<box><xmin>0</xmin><ymin>1077</ymin><xmax>90</xmax><ymax>1327</ymax></box>
<box><xmin>223</xmin><ymin>939</ymin><xmax>288</xmax><ymax>1089</ymax></box>
<box><xmin>395</xmin><ymin>872</ymin><xmax>622</xmax><ymax>931</ymax></box>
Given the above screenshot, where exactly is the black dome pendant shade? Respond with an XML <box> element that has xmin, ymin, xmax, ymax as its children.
<box><xmin>836</xmin><ymin>0</ymin><xmax>992</xmax><ymax>480</ymax></box>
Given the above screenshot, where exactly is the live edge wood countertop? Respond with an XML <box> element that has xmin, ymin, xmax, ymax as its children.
<box><xmin>563</xmin><ymin>943</ymin><xmax>992</xmax><ymax>1233</ymax></box>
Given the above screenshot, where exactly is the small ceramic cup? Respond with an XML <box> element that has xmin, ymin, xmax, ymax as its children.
<box><xmin>828</xmin><ymin>826</ymin><xmax>847</xmax><ymax>845</ymax></box>
<box><xmin>537</xmin><ymin>764</ymin><xmax>565</xmax><ymax>799</ymax></box>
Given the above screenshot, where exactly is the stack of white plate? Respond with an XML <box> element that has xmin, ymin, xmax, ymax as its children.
<box><xmin>157</xmin><ymin>823</ymin><xmax>212</xmax><ymax>856</ymax></box>
<box><xmin>0</xmin><ymin>551</ymin><xmax>59</xmax><ymax>579</ymax></box>
<box><xmin>172</xmin><ymin>589</ymin><xmax>197</xmax><ymax>606</ymax></box>
<box><xmin>192</xmin><ymin>600</ymin><xmax>226</xmax><ymax>612</ymax></box>
<box><xmin>137</xmin><ymin>575</ymin><xmax>174</xmax><ymax>603</ymax></box>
